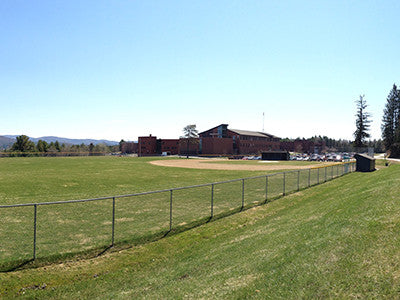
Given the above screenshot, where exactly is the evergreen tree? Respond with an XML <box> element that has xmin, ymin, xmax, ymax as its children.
<box><xmin>48</xmin><ymin>142</ymin><xmax>57</xmax><ymax>152</ymax></box>
<box><xmin>88</xmin><ymin>143</ymin><xmax>95</xmax><ymax>155</ymax></box>
<box><xmin>54</xmin><ymin>141</ymin><xmax>61</xmax><ymax>152</ymax></box>
<box><xmin>119</xmin><ymin>139</ymin><xmax>126</xmax><ymax>153</ymax></box>
<box><xmin>36</xmin><ymin>140</ymin><xmax>49</xmax><ymax>152</ymax></box>
<box><xmin>11</xmin><ymin>135</ymin><xmax>35</xmax><ymax>152</ymax></box>
<box><xmin>381</xmin><ymin>84</ymin><xmax>400</xmax><ymax>157</ymax></box>
<box><xmin>353</xmin><ymin>95</ymin><xmax>371</xmax><ymax>148</ymax></box>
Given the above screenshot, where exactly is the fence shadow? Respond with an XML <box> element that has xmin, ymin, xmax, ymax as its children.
<box><xmin>1</xmin><ymin>259</ymin><xmax>34</xmax><ymax>273</ymax></box>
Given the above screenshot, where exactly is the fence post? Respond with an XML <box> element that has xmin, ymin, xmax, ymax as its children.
<box><xmin>317</xmin><ymin>168</ymin><xmax>319</xmax><ymax>184</ymax></box>
<box><xmin>331</xmin><ymin>165</ymin><xmax>333</xmax><ymax>178</ymax></box>
<box><xmin>308</xmin><ymin>168</ymin><xmax>311</xmax><ymax>187</ymax></box>
<box><xmin>241</xmin><ymin>179</ymin><xmax>245</xmax><ymax>210</ymax></box>
<box><xmin>111</xmin><ymin>197</ymin><xmax>115</xmax><ymax>247</ymax></box>
<box><xmin>33</xmin><ymin>204</ymin><xmax>37</xmax><ymax>260</ymax></box>
<box><xmin>283</xmin><ymin>172</ymin><xmax>286</xmax><ymax>196</ymax></box>
<box><xmin>297</xmin><ymin>170</ymin><xmax>300</xmax><ymax>191</ymax></box>
<box><xmin>211</xmin><ymin>184</ymin><xmax>214</xmax><ymax>219</ymax></box>
<box><xmin>265</xmin><ymin>176</ymin><xmax>268</xmax><ymax>202</ymax></box>
<box><xmin>169</xmin><ymin>190</ymin><xmax>173</xmax><ymax>231</ymax></box>
<box><xmin>325</xmin><ymin>166</ymin><xmax>327</xmax><ymax>182</ymax></box>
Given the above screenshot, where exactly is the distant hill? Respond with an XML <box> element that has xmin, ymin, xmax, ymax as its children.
<box><xmin>2</xmin><ymin>135</ymin><xmax>119</xmax><ymax>148</ymax></box>
<box><xmin>0</xmin><ymin>136</ymin><xmax>15</xmax><ymax>149</ymax></box>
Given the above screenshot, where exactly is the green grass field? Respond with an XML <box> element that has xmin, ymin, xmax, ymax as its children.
<box><xmin>0</xmin><ymin>156</ymin><xmax>350</xmax><ymax>271</ymax></box>
<box><xmin>0</xmin><ymin>159</ymin><xmax>398</xmax><ymax>298</ymax></box>
<box><xmin>0</xmin><ymin>156</ymin><xmax>273</xmax><ymax>205</ymax></box>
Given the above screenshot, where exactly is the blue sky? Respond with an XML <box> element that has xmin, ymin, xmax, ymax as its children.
<box><xmin>1</xmin><ymin>1</ymin><xmax>399</xmax><ymax>141</ymax></box>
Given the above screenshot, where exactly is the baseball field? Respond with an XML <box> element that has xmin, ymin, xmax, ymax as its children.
<box><xmin>2</xmin><ymin>157</ymin><xmax>398</xmax><ymax>298</ymax></box>
<box><xmin>0</xmin><ymin>156</ymin><xmax>340</xmax><ymax>270</ymax></box>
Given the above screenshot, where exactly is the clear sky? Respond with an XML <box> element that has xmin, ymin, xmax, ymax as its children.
<box><xmin>1</xmin><ymin>1</ymin><xmax>399</xmax><ymax>141</ymax></box>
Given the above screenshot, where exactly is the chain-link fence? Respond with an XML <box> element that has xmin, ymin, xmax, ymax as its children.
<box><xmin>0</xmin><ymin>162</ymin><xmax>356</xmax><ymax>271</ymax></box>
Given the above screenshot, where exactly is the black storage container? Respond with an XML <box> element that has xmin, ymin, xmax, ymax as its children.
<box><xmin>261</xmin><ymin>151</ymin><xmax>290</xmax><ymax>161</ymax></box>
<box><xmin>354</xmin><ymin>153</ymin><xmax>375</xmax><ymax>172</ymax></box>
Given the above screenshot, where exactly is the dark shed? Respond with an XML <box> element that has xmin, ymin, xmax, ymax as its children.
<box><xmin>354</xmin><ymin>153</ymin><xmax>375</xmax><ymax>172</ymax></box>
<box><xmin>261</xmin><ymin>151</ymin><xmax>290</xmax><ymax>161</ymax></box>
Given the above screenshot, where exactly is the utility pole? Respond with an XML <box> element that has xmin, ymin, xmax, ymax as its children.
<box><xmin>262</xmin><ymin>112</ymin><xmax>265</xmax><ymax>132</ymax></box>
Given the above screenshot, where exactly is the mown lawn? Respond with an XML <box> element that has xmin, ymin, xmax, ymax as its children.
<box><xmin>0</xmin><ymin>156</ymin><xmax>271</xmax><ymax>205</ymax></box>
<box><xmin>1</xmin><ymin>160</ymin><xmax>398</xmax><ymax>298</ymax></box>
<box><xmin>1</xmin><ymin>156</ymin><xmax>346</xmax><ymax>270</ymax></box>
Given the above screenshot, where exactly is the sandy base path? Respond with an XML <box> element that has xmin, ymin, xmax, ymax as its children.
<box><xmin>149</xmin><ymin>159</ymin><xmax>329</xmax><ymax>171</ymax></box>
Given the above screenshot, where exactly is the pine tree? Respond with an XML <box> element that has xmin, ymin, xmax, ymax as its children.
<box><xmin>11</xmin><ymin>135</ymin><xmax>35</xmax><ymax>152</ymax></box>
<box><xmin>36</xmin><ymin>139</ymin><xmax>49</xmax><ymax>152</ymax></box>
<box><xmin>354</xmin><ymin>95</ymin><xmax>371</xmax><ymax>148</ymax></box>
<box><xmin>182</xmin><ymin>124</ymin><xmax>199</xmax><ymax>158</ymax></box>
<box><xmin>381</xmin><ymin>84</ymin><xmax>400</xmax><ymax>157</ymax></box>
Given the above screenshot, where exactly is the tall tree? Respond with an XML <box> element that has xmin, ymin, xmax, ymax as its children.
<box><xmin>89</xmin><ymin>142</ymin><xmax>95</xmax><ymax>155</ymax></box>
<box><xmin>11</xmin><ymin>135</ymin><xmax>35</xmax><ymax>152</ymax></box>
<box><xmin>48</xmin><ymin>142</ymin><xmax>57</xmax><ymax>152</ymax></box>
<box><xmin>381</xmin><ymin>84</ymin><xmax>400</xmax><ymax>157</ymax></box>
<box><xmin>182</xmin><ymin>124</ymin><xmax>199</xmax><ymax>158</ymax></box>
<box><xmin>353</xmin><ymin>95</ymin><xmax>371</xmax><ymax>148</ymax></box>
<box><xmin>36</xmin><ymin>139</ymin><xmax>49</xmax><ymax>152</ymax></box>
<box><xmin>54</xmin><ymin>141</ymin><xmax>61</xmax><ymax>152</ymax></box>
<box><xmin>119</xmin><ymin>139</ymin><xmax>126</xmax><ymax>153</ymax></box>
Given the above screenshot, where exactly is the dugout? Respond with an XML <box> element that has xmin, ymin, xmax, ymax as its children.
<box><xmin>354</xmin><ymin>153</ymin><xmax>375</xmax><ymax>172</ymax></box>
<box><xmin>261</xmin><ymin>151</ymin><xmax>290</xmax><ymax>161</ymax></box>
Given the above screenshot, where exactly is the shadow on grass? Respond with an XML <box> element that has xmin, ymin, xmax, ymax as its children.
<box><xmin>0</xmin><ymin>172</ymin><xmax>349</xmax><ymax>273</ymax></box>
<box><xmin>1</xmin><ymin>259</ymin><xmax>35</xmax><ymax>273</ymax></box>
<box><xmin>0</xmin><ymin>196</ymin><xmax>282</xmax><ymax>273</ymax></box>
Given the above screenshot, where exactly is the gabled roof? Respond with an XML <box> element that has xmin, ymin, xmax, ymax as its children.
<box><xmin>229</xmin><ymin>129</ymin><xmax>279</xmax><ymax>139</ymax></box>
<box><xmin>198</xmin><ymin>124</ymin><xmax>228</xmax><ymax>135</ymax></box>
<box><xmin>199</xmin><ymin>124</ymin><xmax>280</xmax><ymax>139</ymax></box>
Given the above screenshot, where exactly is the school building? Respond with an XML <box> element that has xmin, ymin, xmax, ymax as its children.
<box><xmin>198</xmin><ymin>124</ymin><xmax>281</xmax><ymax>155</ymax></box>
<box><xmin>135</xmin><ymin>124</ymin><xmax>324</xmax><ymax>157</ymax></box>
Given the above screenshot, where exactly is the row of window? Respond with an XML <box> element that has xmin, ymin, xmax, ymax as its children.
<box><xmin>238</xmin><ymin>136</ymin><xmax>274</xmax><ymax>141</ymax></box>
<box><xmin>240</xmin><ymin>143</ymin><xmax>277</xmax><ymax>148</ymax></box>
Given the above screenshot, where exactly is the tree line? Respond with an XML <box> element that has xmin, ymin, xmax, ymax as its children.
<box><xmin>4</xmin><ymin>135</ymin><xmax>118</xmax><ymax>156</ymax></box>
<box><xmin>353</xmin><ymin>83</ymin><xmax>400</xmax><ymax>158</ymax></box>
<box><xmin>381</xmin><ymin>84</ymin><xmax>400</xmax><ymax>157</ymax></box>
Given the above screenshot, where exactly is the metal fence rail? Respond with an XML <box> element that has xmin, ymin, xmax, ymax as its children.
<box><xmin>0</xmin><ymin>162</ymin><xmax>356</xmax><ymax>267</ymax></box>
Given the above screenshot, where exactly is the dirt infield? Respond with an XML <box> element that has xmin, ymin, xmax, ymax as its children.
<box><xmin>150</xmin><ymin>159</ymin><xmax>330</xmax><ymax>171</ymax></box>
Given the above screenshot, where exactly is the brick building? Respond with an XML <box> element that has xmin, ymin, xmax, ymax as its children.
<box><xmin>199</xmin><ymin>124</ymin><xmax>281</xmax><ymax>155</ymax></box>
<box><xmin>138</xmin><ymin>135</ymin><xmax>157</xmax><ymax>156</ymax></box>
<box><xmin>160</xmin><ymin>139</ymin><xmax>180</xmax><ymax>155</ymax></box>
<box><xmin>137</xmin><ymin>135</ymin><xmax>197</xmax><ymax>156</ymax></box>
<box><xmin>136</xmin><ymin>124</ymin><xmax>324</xmax><ymax>157</ymax></box>
<box><xmin>120</xmin><ymin>141</ymin><xmax>138</xmax><ymax>154</ymax></box>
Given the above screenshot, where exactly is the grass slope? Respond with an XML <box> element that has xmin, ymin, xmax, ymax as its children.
<box><xmin>1</xmin><ymin>161</ymin><xmax>399</xmax><ymax>298</ymax></box>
